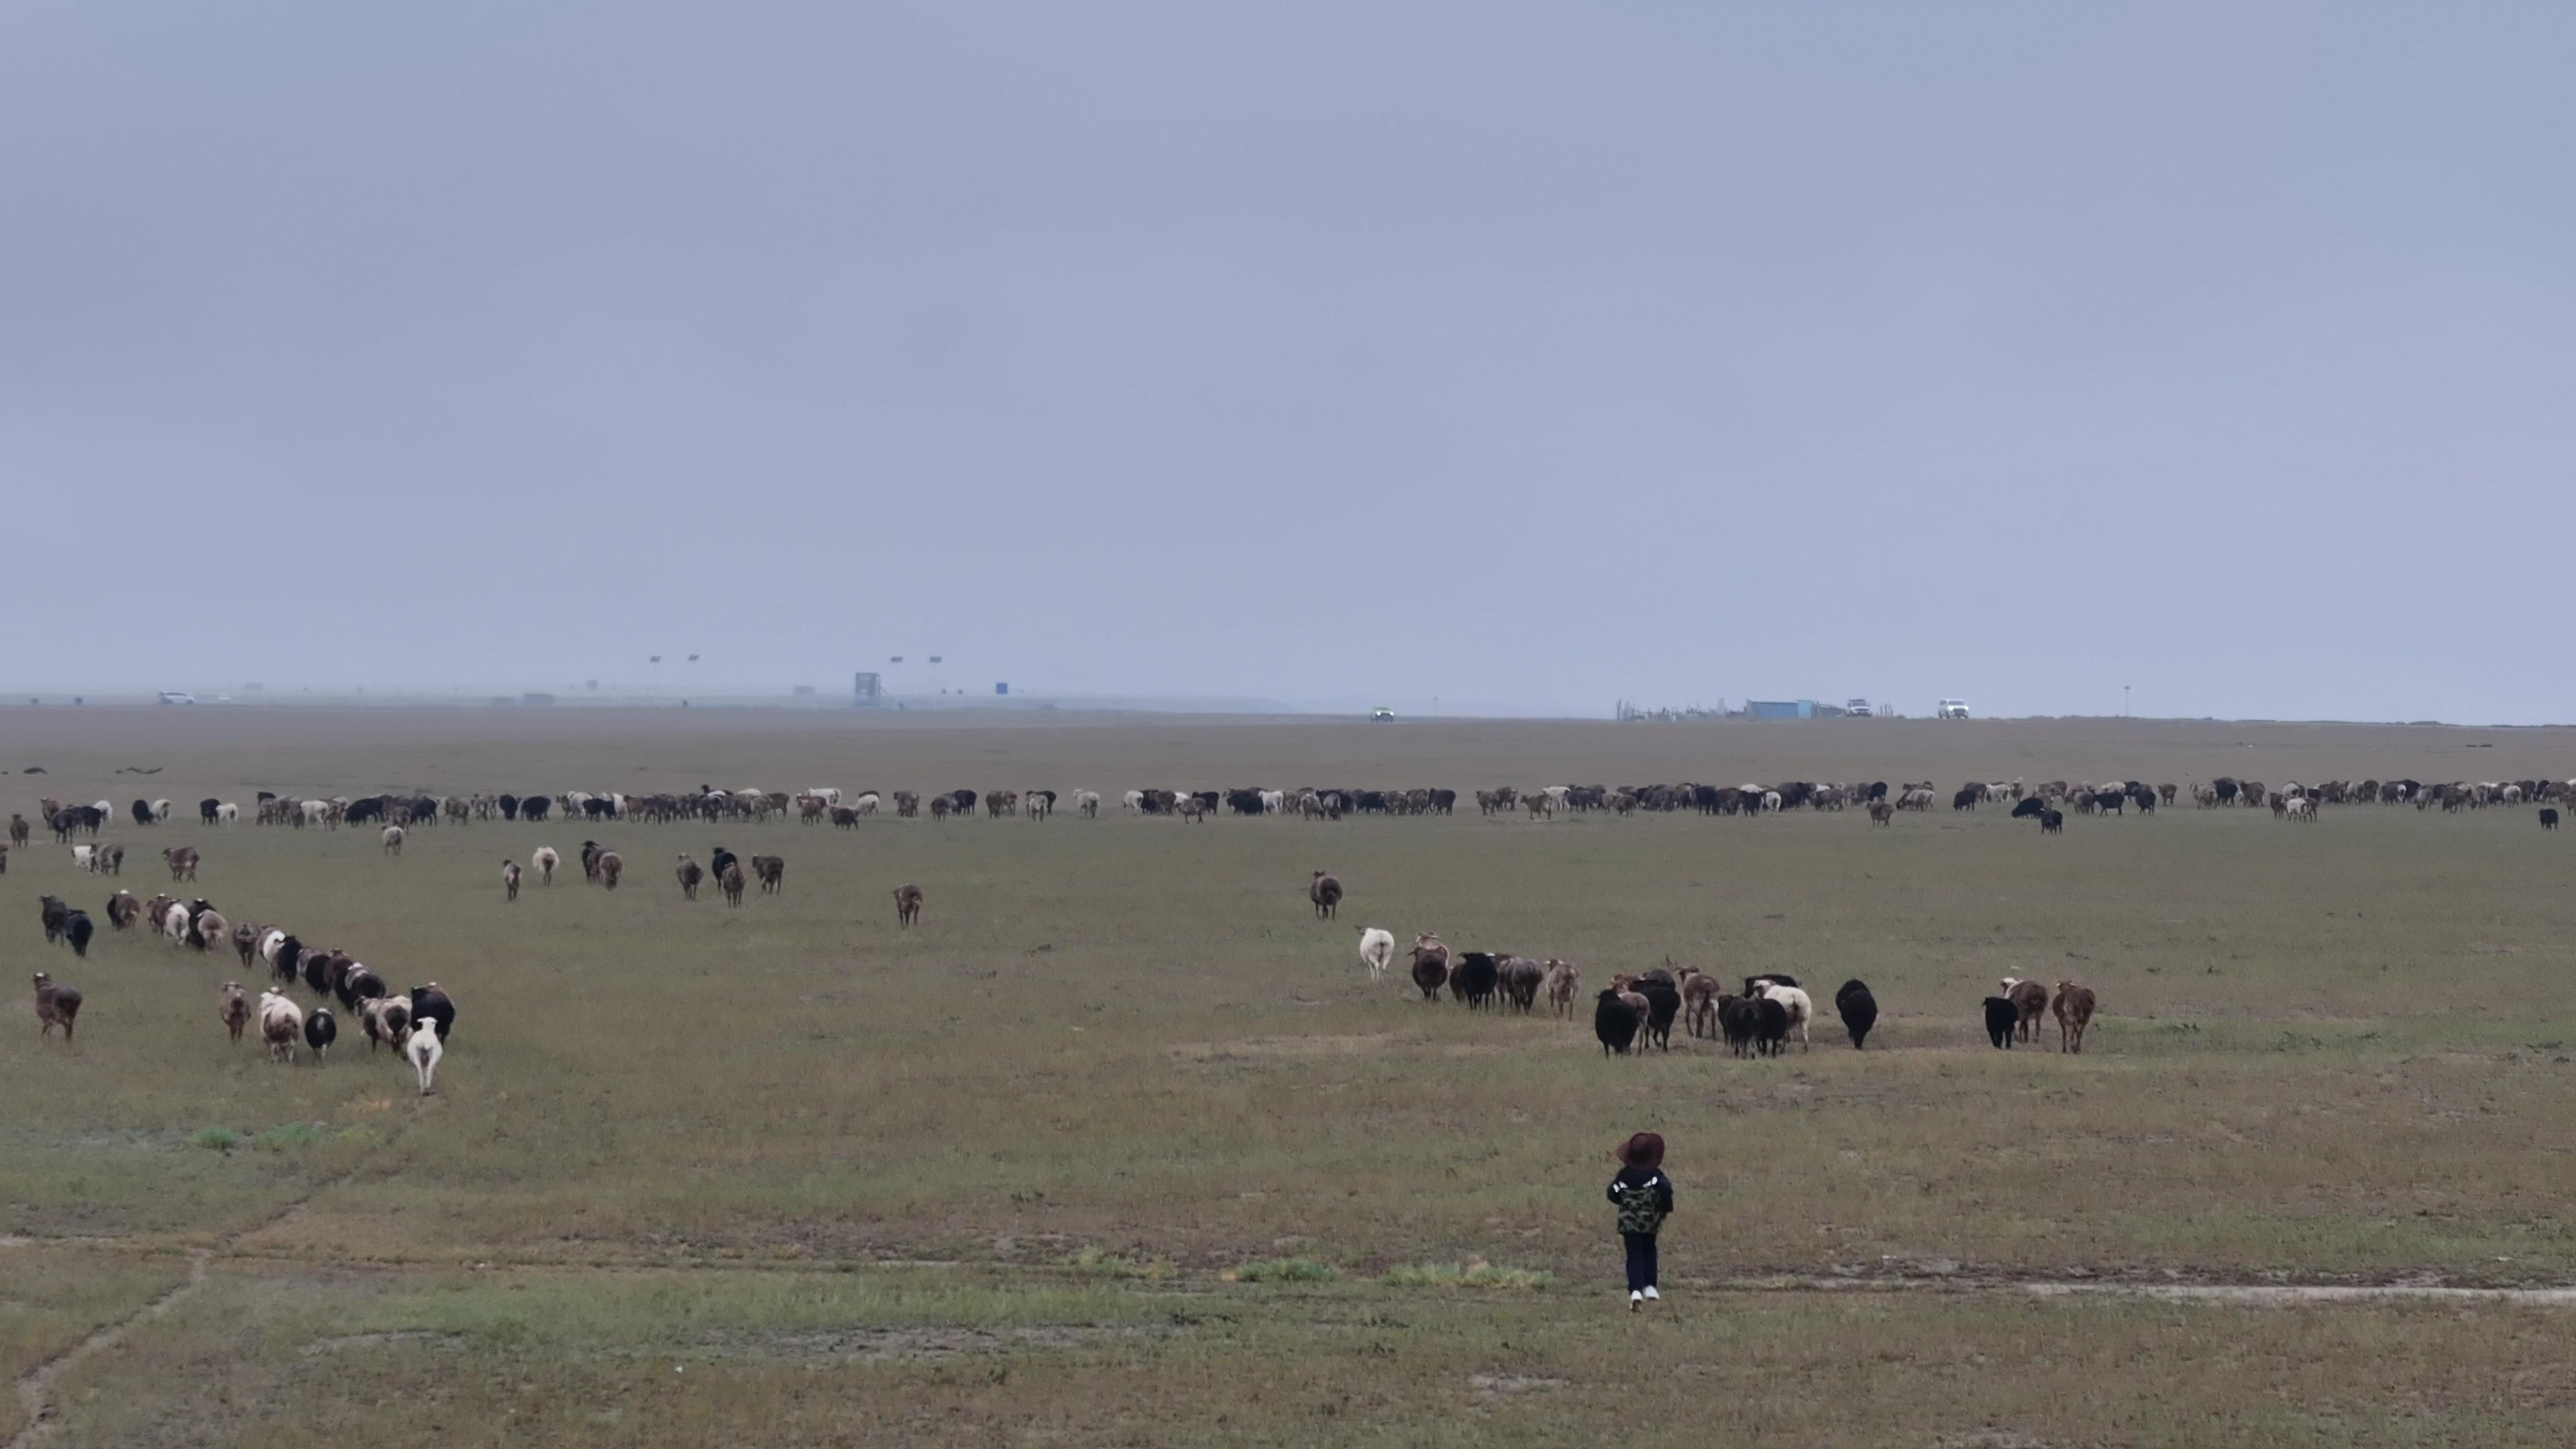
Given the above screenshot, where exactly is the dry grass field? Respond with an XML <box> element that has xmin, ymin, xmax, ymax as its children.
<box><xmin>6</xmin><ymin>705</ymin><xmax>2576</xmax><ymax>1446</ymax></box>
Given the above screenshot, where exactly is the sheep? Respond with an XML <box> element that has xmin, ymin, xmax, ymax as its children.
<box><xmin>676</xmin><ymin>854</ymin><xmax>704</xmax><ymax>900</ymax></box>
<box><xmin>1309</xmin><ymin>870</ymin><xmax>1342</xmax><ymax>919</ymax></box>
<box><xmin>712</xmin><ymin>861</ymin><xmax>742</xmax><ymax>906</ymax></box>
<box><xmin>216</xmin><ymin>801</ymin><xmax>238</xmax><ymax>825</ymax></box>
<box><xmin>361</xmin><ymin>994</ymin><xmax>413</xmax><ymax>1053</ymax></box>
<box><xmin>380</xmin><ymin>824</ymin><xmax>405</xmax><ymax>856</ymax></box>
<box><xmin>1984</xmin><ymin>996</ymin><xmax>2018</xmax><ymax>1049</ymax></box>
<box><xmin>189</xmin><ymin>908</ymin><xmax>227</xmax><ymax>954</ymax></box>
<box><xmin>33</xmin><ymin>972</ymin><xmax>81</xmax><ymax>1042</ymax></box>
<box><xmin>1629</xmin><ymin>975</ymin><xmax>1680</xmax><ymax>1049</ymax></box>
<box><xmin>1835</xmin><ymin>979</ymin><xmax>1879</xmax><ymax>1049</ymax></box>
<box><xmin>502</xmin><ymin>859</ymin><xmax>521</xmax><ymax>900</ymax></box>
<box><xmin>1499</xmin><ymin>955</ymin><xmax>1546</xmax><ymax>1014</ymax></box>
<box><xmin>2053</xmin><ymin>981</ymin><xmax>2097</xmax><ymax>1053</ymax></box>
<box><xmin>1448</xmin><ymin>952</ymin><xmax>1500</xmax><ymax>1010</ymax></box>
<box><xmin>2544</xmin><ymin>808</ymin><xmax>2561</xmax><ymax>831</ymax></box>
<box><xmin>164</xmin><ymin>845</ymin><xmax>199</xmax><ymax>880</ymax></box>
<box><xmin>1743</xmin><ymin>973</ymin><xmax>1799</xmax><ymax>998</ymax></box>
<box><xmin>259</xmin><ymin>990</ymin><xmax>303</xmax><ymax>1063</ymax></box>
<box><xmin>105</xmin><ymin>890</ymin><xmax>142</xmax><ymax>930</ymax></box>
<box><xmin>220</xmin><ymin>981</ymin><xmax>250</xmax><ymax>1042</ymax></box>
<box><xmin>2041</xmin><ymin>808</ymin><xmax>2064</xmax><ymax>834</ymax></box>
<box><xmin>531</xmin><ymin>846</ymin><xmax>559</xmax><ymax>885</ymax></box>
<box><xmin>1410</xmin><ymin>949</ymin><xmax>1448</xmax><ymax>1002</ymax></box>
<box><xmin>752</xmin><ymin>855</ymin><xmax>784</xmax><ymax>894</ymax></box>
<box><xmin>1073</xmin><ymin>790</ymin><xmax>1100</xmax><ymax>818</ymax></box>
<box><xmin>409</xmin><ymin>983</ymin><xmax>455</xmax><ymax>1041</ymax></box>
<box><xmin>1544</xmin><ymin>959</ymin><xmax>1581</xmax><ymax>1018</ymax></box>
<box><xmin>304</xmin><ymin>1006</ymin><xmax>337</xmax><ymax>1061</ymax></box>
<box><xmin>1593</xmin><ymin>988</ymin><xmax>1641</xmax><ymax>1056</ymax></box>
<box><xmin>72</xmin><ymin>843</ymin><xmax>96</xmax><ymax>872</ymax></box>
<box><xmin>2002</xmin><ymin>977</ymin><xmax>2049</xmax><ymax>1044</ymax></box>
<box><xmin>1752</xmin><ymin>996</ymin><xmax>1790</xmax><ymax>1057</ymax></box>
<box><xmin>1716</xmin><ymin>994</ymin><xmax>1758</xmax><ymax>1056</ymax></box>
<box><xmin>1356</xmin><ymin>927</ymin><xmax>1395</xmax><ymax>983</ymax></box>
<box><xmin>405</xmin><ymin>1020</ymin><xmax>443</xmax><ymax>1095</ymax></box>
<box><xmin>160</xmin><ymin>900</ymin><xmax>191</xmax><ymax>943</ymax></box>
<box><xmin>596</xmin><ymin>851</ymin><xmax>623</xmax><ymax>890</ymax></box>
<box><xmin>231</xmin><ymin>918</ymin><xmax>261</xmax><ymax>969</ymax></box>
<box><xmin>39</xmin><ymin>894</ymin><xmax>70</xmax><ymax>943</ymax></box>
<box><xmin>1750</xmin><ymin>981</ymin><xmax>1812</xmax><ymax>1051</ymax></box>
<box><xmin>1681</xmin><ymin>972</ymin><xmax>1719</xmax><ymax>1038</ymax></box>
<box><xmin>97</xmin><ymin>843</ymin><xmax>123</xmax><ymax>875</ymax></box>
<box><xmin>335</xmin><ymin>964</ymin><xmax>387</xmax><ymax>1014</ymax></box>
<box><xmin>893</xmin><ymin>883</ymin><xmax>924</xmax><ymax>927</ymax></box>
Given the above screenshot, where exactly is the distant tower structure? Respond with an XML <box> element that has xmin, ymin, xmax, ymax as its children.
<box><xmin>853</xmin><ymin>672</ymin><xmax>883</xmax><ymax>708</ymax></box>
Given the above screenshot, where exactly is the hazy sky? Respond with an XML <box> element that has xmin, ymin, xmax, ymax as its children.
<box><xmin>7</xmin><ymin>3</ymin><xmax>2571</xmax><ymax>720</ymax></box>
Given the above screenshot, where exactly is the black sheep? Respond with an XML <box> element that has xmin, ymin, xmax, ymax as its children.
<box><xmin>199</xmin><ymin>798</ymin><xmax>221</xmax><ymax>823</ymax></box>
<box><xmin>2542</xmin><ymin>809</ymin><xmax>2560</xmax><ymax>830</ymax></box>
<box><xmin>131</xmin><ymin>799</ymin><xmax>153</xmax><ymax>825</ymax></box>
<box><xmin>709</xmin><ymin>846</ymin><xmax>739</xmax><ymax>882</ymax></box>
<box><xmin>1633</xmin><ymin>978</ymin><xmax>1681</xmax><ymax>1051</ymax></box>
<box><xmin>1411</xmin><ymin>953</ymin><xmax>1447</xmax><ymax>1002</ymax></box>
<box><xmin>409</xmin><ymin>984</ymin><xmax>455</xmax><ymax>1041</ymax></box>
<box><xmin>336</xmin><ymin>966</ymin><xmax>385</xmax><ymax>1014</ymax></box>
<box><xmin>274</xmin><ymin>934</ymin><xmax>305</xmax><ymax>987</ymax></box>
<box><xmin>521</xmin><ymin>795</ymin><xmax>551</xmax><ymax>821</ymax></box>
<box><xmin>304</xmin><ymin>1006</ymin><xmax>336</xmax><ymax>1059</ymax></box>
<box><xmin>2011</xmin><ymin>796</ymin><xmax>2047</xmax><ymax>819</ymax></box>
<box><xmin>1754</xmin><ymin>998</ymin><xmax>1790</xmax><ymax>1057</ymax></box>
<box><xmin>1593</xmin><ymin>989</ymin><xmax>1641</xmax><ymax>1057</ymax></box>
<box><xmin>39</xmin><ymin>894</ymin><xmax>69</xmax><ymax>943</ymax></box>
<box><xmin>62</xmin><ymin>911</ymin><xmax>93</xmax><ymax>958</ymax></box>
<box><xmin>1716</xmin><ymin>995</ymin><xmax>1758</xmax><ymax>1057</ymax></box>
<box><xmin>303</xmin><ymin>945</ymin><xmax>335</xmax><ymax>997</ymax></box>
<box><xmin>498</xmin><ymin>793</ymin><xmax>521</xmax><ymax>819</ymax></box>
<box><xmin>1743</xmin><ymin>973</ymin><xmax>1798</xmax><ymax>998</ymax></box>
<box><xmin>1451</xmin><ymin>952</ymin><xmax>1499</xmax><ymax>1010</ymax></box>
<box><xmin>1835</xmin><ymin>979</ymin><xmax>1878</xmax><ymax>1049</ymax></box>
<box><xmin>1984</xmin><ymin>996</ymin><xmax>2019</xmax><ymax>1049</ymax></box>
<box><xmin>2041</xmin><ymin>809</ymin><xmax>2064</xmax><ymax>835</ymax></box>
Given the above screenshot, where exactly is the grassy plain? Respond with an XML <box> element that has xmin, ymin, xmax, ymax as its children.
<box><xmin>5</xmin><ymin>706</ymin><xmax>2575</xmax><ymax>1444</ymax></box>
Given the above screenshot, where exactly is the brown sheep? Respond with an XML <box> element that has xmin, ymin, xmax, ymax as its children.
<box><xmin>596</xmin><ymin>851</ymin><xmax>623</xmax><ymax>890</ymax></box>
<box><xmin>1680</xmin><ymin>971</ymin><xmax>1719</xmax><ymax>1037</ymax></box>
<box><xmin>893</xmin><ymin>882</ymin><xmax>923</xmax><ymax>927</ymax></box>
<box><xmin>1309</xmin><ymin>870</ymin><xmax>1342</xmax><ymax>919</ymax></box>
<box><xmin>7</xmin><ymin>814</ymin><xmax>27</xmax><ymax>849</ymax></box>
<box><xmin>231</xmin><ymin>919</ymin><xmax>262</xmax><ymax>970</ymax></box>
<box><xmin>98</xmin><ymin>843</ymin><xmax>123</xmax><ymax>875</ymax></box>
<box><xmin>191</xmin><ymin>908</ymin><xmax>227</xmax><ymax>954</ymax></box>
<box><xmin>106</xmin><ymin>890</ymin><xmax>142</xmax><ymax>930</ymax></box>
<box><xmin>751</xmin><ymin>855</ymin><xmax>785</xmax><ymax>894</ymax></box>
<box><xmin>2053</xmin><ymin>981</ymin><xmax>2097</xmax><ymax>1053</ymax></box>
<box><xmin>220</xmin><ymin>981</ymin><xmax>250</xmax><ymax>1042</ymax></box>
<box><xmin>34</xmin><ymin>972</ymin><xmax>82</xmax><ymax>1042</ymax></box>
<box><xmin>719</xmin><ymin>861</ymin><xmax>746</xmax><ymax>906</ymax></box>
<box><xmin>2003</xmin><ymin>977</ymin><xmax>2049</xmax><ymax>1044</ymax></box>
<box><xmin>164</xmin><ymin>845</ymin><xmax>199</xmax><ymax>881</ymax></box>
<box><xmin>676</xmin><ymin>854</ymin><xmax>704</xmax><ymax>900</ymax></box>
<box><xmin>929</xmin><ymin>796</ymin><xmax>951</xmax><ymax>821</ymax></box>
<box><xmin>894</xmin><ymin>790</ymin><xmax>920</xmax><ymax>818</ymax></box>
<box><xmin>1868</xmin><ymin>800</ymin><xmax>1894</xmax><ymax>826</ymax></box>
<box><xmin>1544</xmin><ymin>959</ymin><xmax>1582</xmax><ymax>1018</ymax></box>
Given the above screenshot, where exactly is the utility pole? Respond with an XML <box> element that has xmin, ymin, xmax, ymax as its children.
<box><xmin>2124</xmin><ymin>684</ymin><xmax>2131</xmax><ymax>718</ymax></box>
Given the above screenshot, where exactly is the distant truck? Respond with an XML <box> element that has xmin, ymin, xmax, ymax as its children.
<box><xmin>1937</xmin><ymin>698</ymin><xmax>1970</xmax><ymax>720</ymax></box>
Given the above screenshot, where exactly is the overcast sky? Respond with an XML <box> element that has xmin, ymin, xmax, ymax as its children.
<box><xmin>5</xmin><ymin>3</ymin><xmax>2571</xmax><ymax>720</ymax></box>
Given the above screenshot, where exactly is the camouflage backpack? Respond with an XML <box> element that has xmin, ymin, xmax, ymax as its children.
<box><xmin>1615</xmin><ymin>1178</ymin><xmax>1666</xmax><ymax>1236</ymax></box>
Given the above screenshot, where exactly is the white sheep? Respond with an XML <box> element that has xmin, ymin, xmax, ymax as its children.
<box><xmin>259</xmin><ymin>991</ymin><xmax>304</xmax><ymax>1064</ymax></box>
<box><xmin>1356</xmin><ymin>927</ymin><xmax>1395</xmax><ymax>983</ymax></box>
<box><xmin>405</xmin><ymin>1021</ymin><xmax>443</xmax><ymax>1095</ymax></box>
<box><xmin>531</xmin><ymin>845</ymin><xmax>559</xmax><ymax>885</ymax></box>
<box><xmin>1752</xmin><ymin>981</ymin><xmax>1813</xmax><ymax>1050</ymax></box>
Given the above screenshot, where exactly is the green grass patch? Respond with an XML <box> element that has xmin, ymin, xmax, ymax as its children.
<box><xmin>1229</xmin><ymin>1257</ymin><xmax>1338</xmax><ymax>1283</ymax></box>
<box><xmin>188</xmin><ymin>1127</ymin><xmax>239</xmax><ymax>1152</ymax></box>
<box><xmin>256</xmin><ymin>1122</ymin><xmax>325</xmax><ymax>1151</ymax></box>
<box><xmin>1381</xmin><ymin>1260</ymin><xmax>1552</xmax><ymax>1289</ymax></box>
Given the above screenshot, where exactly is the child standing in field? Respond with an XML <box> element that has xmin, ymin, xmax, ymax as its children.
<box><xmin>1607</xmin><ymin>1132</ymin><xmax>1673</xmax><ymax>1309</ymax></box>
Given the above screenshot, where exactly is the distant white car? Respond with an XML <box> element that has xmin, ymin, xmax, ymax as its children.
<box><xmin>1937</xmin><ymin>698</ymin><xmax>1970</xmax><ymax>720</ymax></box>
<box><xmin>158</xmin><ymin>692</ymin><xmax>197</xmax><ymax>706</ymax></box>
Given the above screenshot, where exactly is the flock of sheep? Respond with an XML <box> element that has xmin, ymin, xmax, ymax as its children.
<box><xmin>28</xmin><ymin>872</ymin><xmax>456</xmax><ymax>1094</ymax></box>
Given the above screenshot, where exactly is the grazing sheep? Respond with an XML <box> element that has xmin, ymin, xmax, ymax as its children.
<box><xmin>893</xmin><ymin>882</ymin><xmax>924</xmax><ymax>927</ymax></box>
<box><xmin>105</xmin><ymin>891</ymin><xmax>141</xmax><ymax>930</ymax></box>
<box><xmin>531</xmin><ymin>846</ymin><xmax>559</xmax><ymax>885</ymax></box>
<box><xmin>1545</xmin><ymin>959</ymin><xmax>1582</xmax><ymax>1018</ymax></box>
<box><xmin>409</xmin><ymin>983</ymin><xmax>455</xmax><ymax>1041</ymax></box>
<box><xmin>1984</xmin><ymin>996</ymin><xmax>2018</xmax><ymax>1049</ymax></box>
<box><xmin>220</xmin><ymin>982</ymin><xmax>250</xmax><ymax>1042</ymax></box>
<box><xmin>33</xmin><ymin>972</ymin><xmax>81</xmax><ymax>1042</ymax></box>
<box><xmin>381</xmin><ymin>825</ymin><xmax>405</xmax><ymax>855</ymax></box>
<box><xmin>1073</xmin><ymin>790</ymin><xmax>1100</xmax><ymax>818</ymax></box>
<box><xmin>7</xmin><ymin>814</ymin><xmax>26</xmax><ymax>849</ymax></box>
<box><xmin>72</xmin><ymin>844</ymin><xmax>96</xmax><ymax>872</ymax></box>
<box><xmin>1309</xmin><ymin>871</ymin><xmax>1342</xmax><ymax>919</ymax></box>
<box><xmin>1631</xmin><ymin>975</ymin><xmax>1681</xmax><ymax>1049</ymax></box>
<box><xmin>1410</xmin><ymin>949</ymin><xmax>1448</xmax><ymax>1002</ymax></box>
<box><xmin>752</xmin><ymin>855</ymin><xmax>784</xmax><ymax>894</ymax></box>
<box><xmin>1868</xmin><ymin>800</ymin><xmax>1894</xmax><ymax>825</ymax></box>
<box><xmin>39</xmin><ymin>894</ymin><xmax>70</xmax><ymax>943</ymax></box>
<box><xmin>216</xmin><ymin>801</ymin><xmax>238</xmax><ymax>826</ymax></box>
<box><xmin>160</xmin><ymin>900</ymin><xmax>191</xmax><ymax>943</ymax></box>
<box><xmin>2040</xmin><ymin>808</ymin><xmax>2064</xmax><ymax>835</ymax></box>
<box><xmin>718</xmin><ymin>861</ymin><xmax>746</xmax><ymax>906</ymax></box>
<box><xmin>676</xmin><ymin>854</ymin><xmax>704</xmax><ymax>900</ymax></box>
<box><xmin>335</xmin><ymin>964</ymin><xmax>386</xmax><ymax>1014</ymax></box>
<box><xmin>2053</xmin><ymin>981</ymin><xmax>2097</xmax><ymax>1053</ymax></box>
<box><xmin>304</xmin><ymin>1006</ymin><xmax>337</xmax><ymax>1060</ymax></box>
<box><xmin>1750</xmin><ymin>981</ymin><xmax>1812</xmax><ymax>1051</ymax></box>
<box><xmin>231</xmin><ymin>920</ymin><xmax>261</xmax><ymax>969</ymax></box>
<box><xmin>1752</xmin><ymin>996</ymin><xmax>1790</xmax><ymax>1057</ymax></box>
<box><xmin>2543</xmin><ymin>808</ymin><xmax>2561</xmax><ymax>831</ymax></box>
<box><xmin>1681</xmin><ymin>972</ymin><xmax>1719</xmax><ymax>1038</ymax></box>
<box><xmin>259</xmin><ymin>991</ymin><xmax>303</xmax><ymax>1063</ymax></box>
<box><xmin>361</xmin><ymin>994</ymin><xmax>413</xmax><ymax>1053</ymax></box>
<box><xmin>97</xmin><ymin>843</ymin><xmax>123</xmax><ymax>875</ymax></box>
<box><xmin>1499</xmin><ymin>955</ymin><xmax>1546</xmax><ymax>1014</ymax></box>
<box><xmin>164</xmin><ymin>845</ymin><xmax>199</xmax><ymax>880</ymax></box>
<box><xmin>502</xmin><ymin>860</ymin><xmax>521</xmax><ymax>900</ymax></box>
<box><xmin>2002</xmin><ymin>977</ymin><xmax>2049</xmax><ymax>1044</ymax></box>
<box><xmin>189</xmin><ymin>908</ymin><xmax>227</xmax><ymax>954</ymax></box>
<box><xmin>596</xmin><ymin>851</ymin><xmax>623</xmax><ymax>890</ymax></box>
<box><xmin>1743</xmin><ymin>973</ymin><xmax>1799</xmax><ymax>998</ymax></box>
<box><xmin>1835</xmin><ymin>979</ymin><xmax>1879</xmax><ymax>1049</ymax></box>
<box><xmin>1356</xmin><ymin>927</ymin><xmax>1395</xmax><ymax>983</ymax></box>
<box><xmin>1593</xmin><ymin>988</ymin><xmax>1642</xmax><ymax>1056</ymax></box>
<box><xmin>405</xmin><ymin>1021</ymin><xmax>443</xmax><ymax>1095</ymax></box>
<box><xmin>1715</xmin><ymin>994</ymin><xmax>1757</xmax><ymax>1056</ymax></box>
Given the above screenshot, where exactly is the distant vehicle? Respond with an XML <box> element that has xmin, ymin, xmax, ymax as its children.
<box><xmin>1845</xmin><ymin>698</ymin><xmax>1872</xmax><ymax>717</ymax></box>
<box><xmin>1937</xmin><ymin>698</ymin><xmax>1970</xmax><ymax>720</ymax></box>
<box><xmin>1369</xmin><ymin>706</ymin><xmax>1395</xmax><ymax>721</ymax></box>
<box><xmin>158</xmin><ymin>691</ymin><xmax>197</xmax><ymax>706</ymax></box>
